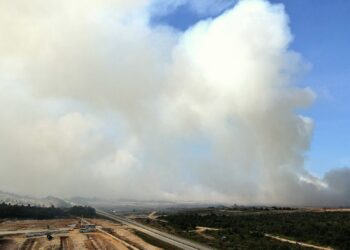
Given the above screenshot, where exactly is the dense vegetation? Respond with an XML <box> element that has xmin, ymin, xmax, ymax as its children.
<box><xmin>0</xmin><ymin>203</ymin><xmax>96</xmax><ymax>219</ymax></box>
<box><xmin>142</xmin><ymin>209</ymin><xmax>350</xmax><ymax>250</ymax></box>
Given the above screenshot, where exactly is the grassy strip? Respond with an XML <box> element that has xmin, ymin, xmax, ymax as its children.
<box><xmin>133</xmin><ymin>230</ymin><xmax>182</xmax><ymax>250</ymax></box>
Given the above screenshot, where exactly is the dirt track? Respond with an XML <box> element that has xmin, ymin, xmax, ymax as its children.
<box><xmin>20</xmin><ymin>239</ymin><xmax>36</xmax><ymax>250</ymax></box>
<box><xmin>60</xmin><ymin>236</ymin><xmax>74</xmax><ymax>250</ymax></box>
<box><xmin>265</xmin><ymin>234</ymin><xmax>334</xmax><ymax>250</ymax></box>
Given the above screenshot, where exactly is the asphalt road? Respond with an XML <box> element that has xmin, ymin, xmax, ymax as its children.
<box><xmin>96</xmin><ymin>209</ymin><xmax>214</xmax><ymax>250</ymax></box>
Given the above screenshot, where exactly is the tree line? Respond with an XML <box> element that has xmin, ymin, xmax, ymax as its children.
<box><xmin>0</xmin><ymin>203</ymin><xmax>96</xmax><ymax>219</ymax></box>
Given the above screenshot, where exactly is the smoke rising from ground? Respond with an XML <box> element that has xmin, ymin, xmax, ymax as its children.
<box><xmin>0</xmin><ymin>0</ymin><xmax>349</xmax><ymax>206</ymax></box>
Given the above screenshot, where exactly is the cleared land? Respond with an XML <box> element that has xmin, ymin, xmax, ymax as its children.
<box><xmin>0</xmin><ymin>218</ymin><xmax>164</xmax><ymax>250</ymax></box>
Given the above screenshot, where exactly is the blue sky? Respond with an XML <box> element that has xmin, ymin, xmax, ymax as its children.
<box><xmin>276</xmin><ymin>0</ymin><xmax>350</xmax><ymax>177</ymax></box>
<box><xmin>154</xmin><ymin>0</ymin><xmax>350</xmax><ymax>177</ymax></box>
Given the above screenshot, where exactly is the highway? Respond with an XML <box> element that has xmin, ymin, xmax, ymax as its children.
<box><xmin>96</xmin><ymin>209</ymin><xmax>214</xmax><ymax>250</ymax></box>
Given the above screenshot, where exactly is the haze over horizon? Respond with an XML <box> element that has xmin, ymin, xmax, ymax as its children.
<box><xmin>0</xmin><ymin>0</ymin><xmax>349</xmax><ymax>206</ymax></box>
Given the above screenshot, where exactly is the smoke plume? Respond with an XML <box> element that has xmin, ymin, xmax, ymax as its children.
<box><xmin>0</xmin><ymin>0</ymin><xmax>349</xmax><ymax>206</ymax></box>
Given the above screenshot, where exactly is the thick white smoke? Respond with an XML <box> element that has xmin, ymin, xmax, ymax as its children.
<box><xmin>0</xmin><ymin>0</ymin><xmax>349</xmax><ymax>205</ymax></box>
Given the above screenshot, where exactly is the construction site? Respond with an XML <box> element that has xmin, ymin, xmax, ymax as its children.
<box><xmin>0</xmin><ymin>218</ymin><xmax>163</xmax><ymax>250</ymax></box>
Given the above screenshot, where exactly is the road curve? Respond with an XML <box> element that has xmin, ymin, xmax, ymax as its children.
<box><xmin>96</xmin><ymin>209</ymin><xmax>214</xmax><ymax>250</ymax></box>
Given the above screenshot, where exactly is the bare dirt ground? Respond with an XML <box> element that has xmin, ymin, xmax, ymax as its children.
<box><xmin>0</xmin><ymin>218</ymin><xmax>163</xmax><ymax>250</ymax></box>
<box><xmin>85</xmin><ymin>233</ymin><xmax>129</xmax><ymax>250</ymax></box>
<box><xmin>89</xmin><ymin>218</ymin><xmax>161</xmax><ymax>250</ymax></box>
<box><xmin>193</xmin><ymin>226</ymin><xmax>220</xmax><ymax>241</ymax></box>
<box><xmin>0</xmin><ymin>239</ymin><xmax>17</xmax><ymax>250</ymax></box>
<box><xmin>0</xmin><ymin>219</ymin><xmax>76</xmax><ymax>232</ymax></box>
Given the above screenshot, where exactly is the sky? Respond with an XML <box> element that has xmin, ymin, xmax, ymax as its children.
<box><xmin>0</xmin><ymin>0</ymin><xmax>349</xmax><ymax>206</ymax></box>
<box><xmin>155</xmin><ymin>0</ymin><xmax>350</xmax><ymax>178</ymax></box>
<box><xmin>273</xmin><ymin>0</ymin><xmax>350</xmax><ymax>177</ymax></box>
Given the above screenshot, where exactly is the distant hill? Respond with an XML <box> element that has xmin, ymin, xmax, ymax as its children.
<box><xmin>0</xmin><ymin>191</ymin><xmax>71</xmax><ymax>208</ymax></box>
<box><xmin>69</xmin><ymin>196</ymin><xmax>216</xmax><ymax>212</ymax></box>
<box><xmin>0</xmin><ymin>191</ymin><xmax>217</xmax><ymax>210</ymax></box>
